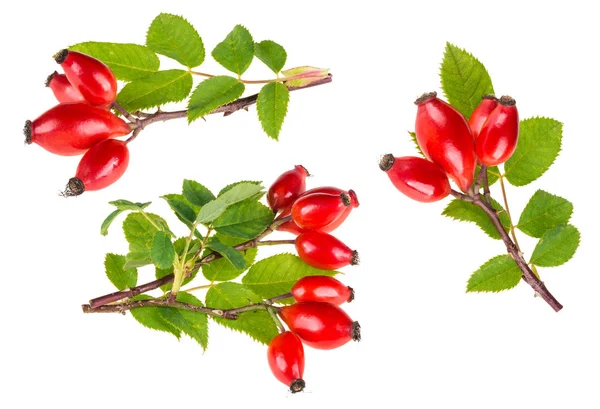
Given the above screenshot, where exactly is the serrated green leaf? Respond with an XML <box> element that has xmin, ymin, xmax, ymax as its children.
<box><xmin>530</xmin><ymin>224</ymin><xmax>580</xmax><ymax>267</ymax></box>
<box><xmin>442</xmin><ymin>199</ymin><xmax>510</xmax><ymax>240</ymax></box>
<box><xmin>195</xmin><ymin>199</ymin><xmax>227</xmax><ymax>224</ymax></box>
<box><xmin>517</xmin><ymin>190</ymin><xmax>573</xmax><ymax>238</ymax></box>
<box><xmin>161</xmin><ymin>194</ymin><xmax>197</xmax><ymax>227</ymax></box>
<box><xmin>109</xmin><ymin>200</ymin><xmax>152</xmax><ymax>211</ymax></box>
<box><xmin>187</xmin><ymin>76</ymin><xmax>245</xmax><ymax>123</ymax></box>
<box><xmin>100</xmin><ymin>209</ymin><xmax>122</xmax><ymax>236</ymax></box>
<box><xmin>130</xmin><ymin>295</ymin><xmax>181</xmax><ymax>339</ymax></box>
<box><xmin>203</xmin><ymin>235</ymin><xmax>257</xmax><ymax>282</ymax></box>
<box><xmin>213</xmin><ymin>199</ymin><xmax>274</xmax><ymax>239</ymax></box>
<box><xmin>218</xmin><ymin>182</ymin><xmax>264</xmax><ymax>205</ymax></box>
<box><xmin>206</xmin><ymin>237</ymin><xmax>246</xmax><ymax>270</ymax></box>
<box><xmin>242</xmin><ymin>253</ymin><xmax>337</xmax><ymax>300</ymax></box>
<box><xmin>257</xmin><ymin>82</ymin><xmax>289</xmax><ymax>140</ymax></box>
<box><xmin>504</xmin><ymin>118</ymin><xmax>563</xmax><ymax>186</ymax></box>
<box><xmin>206</xmin><ymin>282</ymin><xmax>278</xmax><ymax>344</ymax></box>
<box><xmin>157</xmin><ymin>292</ymin><xmax>209</xmax><ymax>349</ymax></box>
<box><xmin>151</xmin><ymin>231</ymin><xmax>176</xmax><ymax>269</ymax></box>
<box><xmin>183</xmin><ymin>180</ymin><xmax>215</xmax><ymax>207</ymax></box>
<box><xmin>466</xmin><ymin>255</ymin><xmax>522</xmax><ymax>293</ymax></box>
<box><xmin>116</xmin><ymin>69</ymin><xmax>193</xmax><ymax>112</ymax></box>
<box><xmin>440</xmin><ymin>42</ymin><xmax>495</xmax><ymax>119</ymax></box>
<box><xmin>408</xmin><ymin>131</ymin><xmax>425</xmax><ymax>157</ymax></box>
<box><xmin>218</xmin><ymin>180</ymin><xmax>262</xmax><ymax>196</ymax></box>
<box><xmin>123</xmin><ymin>213</ymin><xmax>160</xmax><ymax>244</ymax></box>
<box><xmin>211</xmin><ymin>25</ymin><xmax>254</xmax><ymax>76</ymax></box>
<box><xmin>125</xmin><ymin>250</ymin><xmax>152</xmax><ymax>270</ymax></box>
<box><xmin>146</xmin><ymin>13</ymin><xmax>205</xmax><ymax>68</ymax></box>
<box><xmin>104</xmin><ymin>253</ymin><xmax>137</xmax><ymax>290</ymax></box>
<box><xmin>69</xmin><ymin>42</ymin><xmax>160</xmax><ymax>81</ymax></box>
<box><xmin>254</xmin><ymin>40</ymin><xmax>287</xmax><ymax>73</ymax></box>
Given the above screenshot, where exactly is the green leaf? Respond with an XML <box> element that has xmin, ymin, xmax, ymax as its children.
<box><xmin>218</xmin><ymin>182</ymin><xmax>264</xmax><ymax>205</ymax></box>
<box><xmin>146</xmin><ymin>13</ymin><xmax>205</xmax><ymax>68</ymax></box>
<box><xmin>109</xmin><ymin>200</ymin><xmax>152</xmax><ymax>211</ymax></box>
<box><xmin>116</xmin><ymin>69</ymin><xmax>193</xmax><ymax>112</ymax></box>
<box><xmin>213</xmin><ymin>199</ymin><xmax>274</xmax><ymax>239</ymax></box>
<box><xmin>183</xmin><ymin>180</ymin><xmax>215</xmax><ymax>207</ymax></box>
<box><xmin>130</xmin><ymin>295</ymin><xmax>181</xmax><ymax>339</ymax></box>
<box><xmin>123</xmin><ymin>213</ymin><xmax>159</xmax><ymax>244</ymax></box>
<box><xmin>69</xmin><ymin>42</ymin><xmax>160</xmax><ymax>81</ymax></box>
<box><xmin>161</xmin><ymin>194</ymin><xmax>197</xmax><ymax>227</ymax></box>
<box><xmin>205</xmin><ymin>283</ymin><xmax>278</xmax><ymax>344</ymax></box>
<box><xmin>254</xmin><ymin>40</ymin><xmax>287</xmax><ymax>73</ymax></box>
<box><xmin>155</xmin><ymin>266</ymin><xmax>174</xmax><ymax>292</ymax></box>
<box><xmin>466</xmin><ymin>255</ymin><xmax>522</xmax><ymax>293</ymax></box>
<box><xmin>104</xmin><ymin>253</ymin><xmax>137</xmax><ymax>290</ymax></box>
<box><xmin>517</xmin><ymin>190</ymin><xmax>573</xmax><ymax>238</ymax></box>
<box><xmin>195</xmin><ymin>199</ymin><xmax>227</xmax><ymax>224</ymax></box>
<box><xmin>124</xmin><ymin>250</ymin><xmax>152</xmax><ymax>270</ymax></box>
<box><xmin>211</xmin><ymin>25</ymin><xmax>255</xmax><ymax>76</ymax></box>
<box><xmin>100</xmin><ymin>209</ymin><xmax>122</xmax><ymax>236</ymax></box>
<box><xmin>442</xmin><ymin>199</ymin><xmax>510</xmax><ymax>240</ymax></box>
<box><xmin>157</xmin><ymin>292</ymin><xmax>209</xmax><ymax>350</ymax></box>
<box><xmin>203</xmin><ymin>235</ymin><xmax>257</xmax><ymax>281</ymax></box>
<box><xmin>408</xmin><ymin>131</ymin><xmax>425</xmax><ymax>157</ymax></box>
<box><xmin>257</xmin><ymin>82</ymin><xmax>289</xmax><ymax>140</ymax></box>
<box><xmin>440</xmin><ymin>42</ymin><xmax>495</xmax><ymax>119</ymax></box>
<box><xmin>151</xmin><ymin>231</ymin><xmax>176</xmax><ymax>269</ymax></box>
<box><xmin>242</xmin><ymin>253</ymin><xmax>336</xmax><ymax>300</ymax></box>
<box><xmin>530</xmin><ymin>224</ymin><xmax>580</xmax><ymax>267</ymax></box>
<box><xmin>187</xmin><ymin>76</ymin><xmax>245</xmax><ymax>123</ymax></box>
<box><xmin>218</xmin><ymin>180</ymin><xmax>262</xmax><ymax>196</ymax></box>
<box><xmin>206</xmin><ymin>237</ymin><xmax>246</xmax><ymax>270</ymax></box>
<box><xmin>504</xmin><ymin>118</ymin><xmax>563</xmax><ymax>186</ymax></box>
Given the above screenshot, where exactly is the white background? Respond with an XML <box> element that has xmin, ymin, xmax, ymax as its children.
<box><xmin>2</xmin><ymin>1</ymin><xmax>599</xmax><ymax>407</ymax></box>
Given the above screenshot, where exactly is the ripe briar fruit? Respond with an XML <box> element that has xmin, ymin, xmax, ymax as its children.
<box><xmin>267</xmin><ymin>165</ymin><xmax>309</xmax><ymax>213</ymax></box>
<box><xmin>64</xmin><ymin>139</ymin><xmax>130</xmax><ymax>196</ymax></box>
<box><xmin>291</xmin><ymin>192</ymin><xmax>353</xmax><ymax>231</ymax></box>
<box><xmin>267</xmin><ymin>331</ymin><xmax>306</xmax><ymax>393</ymax></box>
<box><xmin>24</xmin><ymin>103</ymin><xmax>131</xmax><ymax>156</ymax></box>
<box><xmin>475</xmin><ymin>96</ymin><xmax>519</xmax><ymax>166</ymax></box>
<box><xmin>54</xmin><ymin>50</ymin><xmax>117</xmax><ymax>106</ymax></box>
<box><xmin>468</xmin><ymin>94</ymin><xmax>498</xmax><ymax>139</ymax></box>
<box><xmin>379</xmin><ymin>154</ymin><xmax>451</xmax><ymax>202</ymax></box>
<box><xmin>278</xmin><ymin>187</ymin><xmax>359</xmax><ymax>234</ymax></box>
<box><xmin>46</xmin><ymin>71</ymin><xmax>86</xmax><ymax>104</ymax></box>
<box><xmin>279</xmin><ymin>301</ymin><xmax>360</xmax><ymax>350</ymax></box>
<box><xmin>414</xmin><ymin>92</ymin><xmax>477</xmax><ymax>192</ymax></box>
<box><xmin>291</xmin><ymin>276</ymin><xmax>354</xmax><ymax>305</ymax></box>
<box><xmin>295</xmin><ymin>231</ymin><xmax>359</xmax><ymax>270</ymax></box>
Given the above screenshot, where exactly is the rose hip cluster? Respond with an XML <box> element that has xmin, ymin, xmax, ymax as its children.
<box><xmin>380</xmin><ymin>92</ymin><xmax>519</xmax><ymax>201</ymax></box>
<box><xmin>265</xmin><ymin>166</ymin><xmax>361</xmax><ymax>392</ymax></box>
<box><xmin>24</xmin><ymin>50</ymin><xmax>133</xmax><ymax>196</ymax></box>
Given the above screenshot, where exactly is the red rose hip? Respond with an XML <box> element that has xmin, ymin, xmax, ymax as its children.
<box><xmin>468</xmin><ymin>94</ymin><xmax>498</xmax><ymax>139</ymax></box>
<box><xmin>295</xmin><ymin>231</ymin><xmax>358</xmax><ymax>270</ymax></box>
<box><xmin>475</xmin><ymin>96</ymin><xmax>519</xmax><ymax>166</ymax></box>
<box><xmin>46</xmin><ymin>71</ymin><xmax>87</xmax><ymax>104</ymax></box>
<box><xmin>267</xmin><ymin>331</ymin><xmax>305</xmax><ymax>393</ymax></box>
<box><xmin>379</xmin><ymin>154</ymin><xmax>451</xmax><ymax>202</ymax></box>
<box><xmin>267</xmin><ymin>165</ymin><xmax>309</xmax><ymax>213</ymax></box>
<box><xmin>291</xmin><ymin>192</ymin><xmax>352</xmax><ymax>231</ymax></box>
<box><xmin>291</xmin><ymin>276</ymin><xmax>354</xmax><ymax>305</ymax></box>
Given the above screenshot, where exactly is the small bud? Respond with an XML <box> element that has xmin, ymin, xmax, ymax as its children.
<box><xmin>282</xmin><ymin>66</ymin><xmax>330</xmax><ymax>88</ymax></box>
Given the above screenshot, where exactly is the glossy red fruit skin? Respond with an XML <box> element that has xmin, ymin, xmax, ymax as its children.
<box><xmin>25</xmin><ymin>103</ymin><xmax>131</xmax><ymax>156</ymax></box>
<box><xmin>46</xmin><ymin>71</ymin><xmax>86</xmax><ymax>104</ymax></box>
<box><xmin>475</xmin><ymin>96</ymin><xmax>519</xmax><ymax>166</ymax></box>
<box><xmin>66</xmin><ymin>139</ymin><xmax>130</xmax><ymax>196</ymax></box>
<box><xmin>291</xmin><ymin>276</ymin><xmax>354</xmax><ymax>306</ymax></box>
<box><xmin>55</xmin><ymin>50</ymin><xmax>117</xmax><ymax>106</ymax></box>
<box><xmin>267</xmin><ymin>331</ymin><xmax>305</xmax><ymax>393</ymax></box>
<box><xmin>379</xmin><ymin>155</ymin><xmax>451</xmax><ymax>202</ymax></box>
<box><xmin>278</xmin><ymin>188</ymin><xmax>359</xmax><ymax>234</ymax></box>
<box><xmin>468</xmin><ymin>95</ymin><xmax>498</xmax><ymax>139</ymax></box>
<box><xmin>267</xmin><ymin>165</ymin><xmax>309</xmax><ymax>213</ymax></box>
<box><xmin>295</xmin><ymin>231</ymin><xmax>358</xmax><ymax>270</ymax></box>
<box><xmin>279</xmin><ymin>301</ymin><xmax>360</xmax><ymax>350</ymax></box>
<box><xmin>415</xmin><ymin>92</ymin><xmax>477</xmax><ymax>192</ymax></box>
<box><xmin>291</xmin><ymin>192</ymin><xmax>351</xmax><ymax>231</ymax></box>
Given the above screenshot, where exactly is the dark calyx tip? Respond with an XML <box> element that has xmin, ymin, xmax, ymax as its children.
<box><xmin>348</xmin><ymin>189</ymin><xmax>359</xmax><ymax>207</ymax></box>
<box><xmin>340</xmin><ymin>192</ymin><xmax>351</xmax><ymax>207</ymax></box>
<box><xmin>297</xmin><ymin>164</ymin><xmax>310</xmax><ymax>177</ymax></box>
<box><xmin>62</xmin><ymin>177</ymin><xmax>85</xmax><ymax>197</ymax></box>
<box><xmin>290</xmin><ymin>379</ymin><xmax>306</xmax><ymax>394</ymax></box>
<box><xmin>23</xmin><ymin>120</ymin><xmax>33</xmax><ymax>144</ymax></box>
<box><xmin>482</xmin><ymin>94</ymin><xmax>497</xmax><ymax>100</ymax></box>
<box><xmin>54</xmin><ymin>49</ymin><xmax>69</xmax><ymax>64</ymax></box>
<box><xmin>379</xmin><ymin>154</ymin><xmax>395</xmax><ymax>171</ymax></box>
<box><xmin>351</xmin><ymin>250</ymin><xmax>360</xmax><ymax>266</ymax></box>
<box><xmin>498</xmin><ymin>95</ymin><xmax>516</xmax><ymax>106</ymax></box>
<box><xmin>46</xmin><ymin>71</ymin><xmax>58</xmax><ymax>87</ymax></box>
<box><xmin>351</xmin><ymin>321</ymin><xmax>361</xmax><ymax>342</ymax></box>
<box><xmin>414</xmin><ymin>91</ymin><xmax>437</xmax><ymax>105</ymax></box>
<box><xmin>347</xmin><ymin>286</ymin><xmax>355</xmax><ymax>303</ymax></box>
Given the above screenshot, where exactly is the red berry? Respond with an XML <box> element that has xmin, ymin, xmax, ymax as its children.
<box><xmin>414</xmin><ymin>92</ymin><xmax>477</xmax><ymax>192</ymax></box>
<box><xmin>55</xmin><ymin>50</ymin><xmax>117</xmax><ymax>106</ymax></box>
<box><xmin>267</xmin><ymin>331</ymin><xmax>305</xmax><ymax>393</ymax></box>
<box><xmin>475</xmin><ymin>96</ymin><xmax>519</xmax><ymax>166</ymax></box>
<box><xmin>279</xmin><ymin>301</ymin><xmax>360</xmax><ymax>350</ymax></box>
<box><xmin>379</xmin><ymin>154</ymin><xmax>451</xmax><ymax>202</ymax></box>
<box><xmin>267</xmin><ymin>165</ymin><xmax>309</xmax><ymax>212</ymax></box>
<box><xmin>291</xmin><ymin>276</ymin><xmax>354</xmax><ymax>305</ymax></box>
<box><xmin>468</xmin><ymin>95</ymin><xmax>498</xmax><ymax>139</ymax></box>
<box><xmin>295</xmin><ymin>231</ymin><xmax>358</xmax><ymax>270</ymax></box>
<box><xmin>24</xmin><ymin>103</ymin><xmax>131</xmax><ymax>156</ymax></box>
<box><xmin>46</xmin><ymin>71</ymin><xmax>86</xmax><ymax>104</ymax></box>
<box><xmin>63</xmin><ymin>139</ymin><xmax>130</xmax><ymax>196</ymax></box>
<box><xmin>291</xmin><ymin>192</ymin><xmax>352</xmax><ymax>231</ymax></box>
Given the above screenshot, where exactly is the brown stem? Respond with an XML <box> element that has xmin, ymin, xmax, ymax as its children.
<box><xmin>498</xmin><ymin>174</ymin><xmax>521</xmax><ymax>250</ymax></box>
